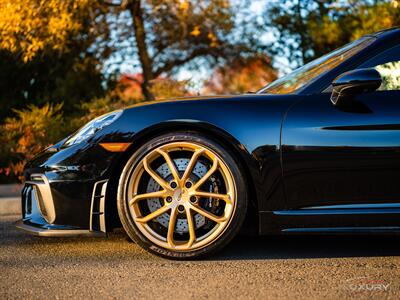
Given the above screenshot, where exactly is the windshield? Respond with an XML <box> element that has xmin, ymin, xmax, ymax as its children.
<box><xmin>257</xmin><ymin>36</ymin><xmax>375</xmax><ymax>95</ymax></box>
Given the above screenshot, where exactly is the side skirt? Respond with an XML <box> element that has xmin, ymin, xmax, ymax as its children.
<box><xmin>259</xmin><ymin>207</ymin><xmax>400</xmax><ymax>235</ymax></box>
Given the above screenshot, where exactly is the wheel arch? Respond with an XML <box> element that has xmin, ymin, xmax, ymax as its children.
<box><xmin>104</xmin><ymin>120</ymin><xmax>260</xmax><ymax>234</ymax></box>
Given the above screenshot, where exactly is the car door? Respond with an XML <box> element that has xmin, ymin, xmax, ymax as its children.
<box><xmin>281</xmin><ymin>44</ymin><xmax>400</xmax><ymax>227</ymax></box>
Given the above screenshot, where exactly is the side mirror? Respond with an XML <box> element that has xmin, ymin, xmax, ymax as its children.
<box><xmin>331</xmin><ymin>68</ymin><xmax>382</xmax><ymax>106</ymax></box>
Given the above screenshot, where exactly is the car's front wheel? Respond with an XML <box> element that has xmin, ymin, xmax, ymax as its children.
<box><xmin>117</xmin><ymin>132</ymin><xmax>247</xmax><ymax>259</ymax></box>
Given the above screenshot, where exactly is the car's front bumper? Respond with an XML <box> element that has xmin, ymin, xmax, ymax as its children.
<box><xmin>16</xmin><ymin>142</ymin><xmax>123</xmax><ymax>237</ymax></box>
<box><xmin>17</xmin><ymin>176</ymin><xmax>108</xmax><ymax>237</ymax></box>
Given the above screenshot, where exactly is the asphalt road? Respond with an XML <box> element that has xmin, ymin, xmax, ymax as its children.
<box><xmin>1</xmin><ymin>214</ymin><xmax>399</xmax><ymax>300</ymax></box>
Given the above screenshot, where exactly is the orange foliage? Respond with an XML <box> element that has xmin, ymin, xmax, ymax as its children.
<box><xmin>1</xmin><ymin>103</ymin><xmax>65</xmax><ymax>180</ymax></box>
<box><xmin>116</xmin><ymin>73</ymin><xmax>192</xmax><ymax>102</ymax></box>
<box><xmin>118</xmin><ymin>74</ymin><xmax>144</xmax><ymax>101</ymax></box>
<box><xmin>203</xmin><ymin>55</ymin><xmax>277</xmax><ymax>95</ymax></box>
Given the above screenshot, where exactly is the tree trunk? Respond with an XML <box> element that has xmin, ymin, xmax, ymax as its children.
<box><xmin>129</xmin><ymin>0</ymin><xmax>155</xmax><ymax>101</ymax></box>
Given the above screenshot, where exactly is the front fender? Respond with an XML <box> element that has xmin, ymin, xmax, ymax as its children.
<box><xmin>93</xmin><ymin>94</ymin><xmax>298</xmax><ymax>211</ymax></box>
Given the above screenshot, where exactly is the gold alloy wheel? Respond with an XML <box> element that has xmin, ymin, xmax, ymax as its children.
<box><xmin>127</xmin><ymin>142</ymin><xmax>236</xmax><ymax>251</ymax></box>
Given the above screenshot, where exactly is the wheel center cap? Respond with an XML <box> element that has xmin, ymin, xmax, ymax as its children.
<box><xmin>173</xmin><ymin>188</ymin><xmax>183</xmax><ymax>201</ymax></box>
<box><xmin>173</xmin><ymin>188</ymin><xmax>189</xmax><ymax>202</ymax></box>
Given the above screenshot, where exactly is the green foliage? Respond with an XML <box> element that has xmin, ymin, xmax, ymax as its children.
<box><xmin>266</xmin><ymin>0</ymin><xmax>400</xmax><ymax>67</ymax></box>
<box><xmin>0</xmin><ymin>51</ymin><xmax>107</xmax><ymax>120</ymax></box>
<box><xmin>150</xmin><ymin>78</ymin><xmax>191</xmax><ymax>99</ymax></box>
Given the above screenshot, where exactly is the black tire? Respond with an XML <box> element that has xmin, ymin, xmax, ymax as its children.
<box><xmin>117</xmin><ymin>131</ymin><xmax>248</xmax><ymax>259</ymax></box>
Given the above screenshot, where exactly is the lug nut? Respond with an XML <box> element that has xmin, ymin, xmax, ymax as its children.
<box><xmin>170</xmin><ymin>181</ymin><xmax>177</xmax><ymax>189</ymax></box>
<box><xmin>185</xmin><ymin>181</ymin><xmax>192</xmax><ymax>188</ymax></box>
<box><xmin>166</xmin><ymin>196</ymin><xmax>172</xmax><ymax>203</ymax></box>
<box><xmin>190</xmin><ymin>196</ymin><xmax>197</xmax><ymax>203</ymax></box>
<box><xmin>177</xmin><ymin>205</ymin><xmax>185</xmax><ymax>213</ymax></box>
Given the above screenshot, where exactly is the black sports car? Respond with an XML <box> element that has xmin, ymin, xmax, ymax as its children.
<box><xmin>17</xmin><ymin>28</ymin><xmax>400</xmax><ymax>259</ymax></box>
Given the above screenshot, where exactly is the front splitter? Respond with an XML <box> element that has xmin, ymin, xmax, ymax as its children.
<box><xmin>15</xmin><ymin>220</ymin><xmax>106</xmax><ymax>237</ymax></box>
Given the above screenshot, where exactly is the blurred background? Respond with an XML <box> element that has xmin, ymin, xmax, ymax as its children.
<box><xmin>0</xmin><ymin>0</ymin><xmax>399</xmax><ymax>183</ymax></box>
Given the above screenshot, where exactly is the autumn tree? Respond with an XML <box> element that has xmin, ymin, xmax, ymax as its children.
<box><xmin>0</xmin><ymin>0</ymin><xmax>262</xmax><ymax>119</ymax></box>
<box><xmin>265</xmin><ymin>0</ymin><xmax>400</xmax><ymax>68</ymax></box>
<box><xmin>105</xmin><ymin>0</ymin><xmax>259</xmax><ymax>100</ymax></box>
<box><xmin>203</xmin><ymin>54</ymin><xmax>277</xmax><ymax>94</ymax></box>
<box><xmin>0</xmin><ymin>0</ymin><xmax>111</xmax><ymax>119</ymax></box>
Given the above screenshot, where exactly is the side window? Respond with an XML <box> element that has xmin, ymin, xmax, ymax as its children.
<box><xmin>360</xmin><ymin>44</ymin><xmax>400</xmax><ymax>91</ymax></box>
<box><xmin>375</xmin><ymin>61</ymin><xmax>400</xmax><ymax>91</ymax></box>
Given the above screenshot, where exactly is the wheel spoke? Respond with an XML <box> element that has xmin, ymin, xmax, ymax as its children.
<box><xmin>135</xmin><ymin>205</ymin><xmax>170</xmax><ymax>223</ymax></box>
<box><xmin>143</xmin><ymin>157</ymin><xmax>170</xmax><ymax>191</ymax></box>
<box><xmin>181</xmin><ymin>149</ymin><xmax>204</xmax><ymax>184</ymax></box>
<box><xmin>186</xmin><ymin>207</ymin><xmax>196</xmax><ymax>247</ymax></box>
<box><xmin>190</xmin><ymin>204</ymin><xmax>226</xmax><ymax>223</ymax></box>
<box><xmin>192</xmin><ymin>157</ymin><xmax>218</xmax><ymax>190</ymax></box>
<box><xmin>193</xmin><ymin>191</ymin><xmax>231</xmax><ymax>204</ymax></box>
<box><xmin>129</xmin><ymin>190</ymin><xmax>166</xmax><ymax>206</ymax></box>
<box><xmin>167</xmin><ymin>206</ymin><xmax>178</xmax><ymax>247</ymax></box>
<box><xmin>156</xmin><ymin>149</ymin><xmax>180</xmax><ymax>184</ymax></box>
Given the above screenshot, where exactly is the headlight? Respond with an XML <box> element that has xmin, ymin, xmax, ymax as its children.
<box><xmin>65</xmin><ymin>110</ymin><xmax>123</xmax><ymax>146</ymax></box>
